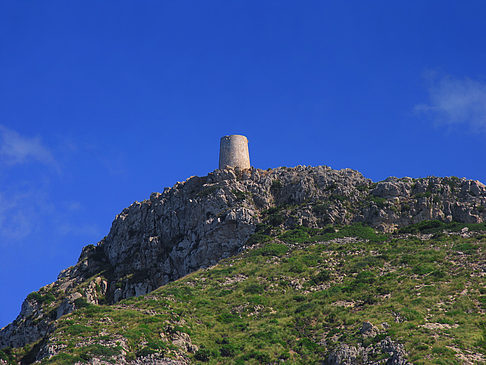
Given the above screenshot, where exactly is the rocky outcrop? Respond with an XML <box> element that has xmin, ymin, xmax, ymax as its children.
<box><xmin>325</xmin><ymin>322</ymin><xmax>409</xmax><ymax>364</ymax></box>
<box><xmin>2</xmin><ymin>165</ymin><xmax>486</xmax><ymax>351</ymax></box>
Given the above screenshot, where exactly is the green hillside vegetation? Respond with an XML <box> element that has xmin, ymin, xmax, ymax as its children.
<box><xmin>3</xmin><ymin>222</ymin><xmax>486</xmax><ymax>364</ymax></box>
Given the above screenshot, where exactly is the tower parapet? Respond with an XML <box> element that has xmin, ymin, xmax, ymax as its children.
<box><xmin>219</xmin><ymin>135</ymin><xmax>250</xmax><ymax>170</ymax></box>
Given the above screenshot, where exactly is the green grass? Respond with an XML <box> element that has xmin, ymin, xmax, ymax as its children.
<box><xmin>0</xmin><ymin>348</ymin><xmax>16</xmax><ymax>365</ymax></box>
<box><xmin>398</xmin><ymin>219</ymin><xmax>486</xmax><ymax>234</ymax></box>
<box><xmin>277</xmin><ymin>223</ymin><xmax>387</xmax><ymax>244</ymax></box>
<box><xmin>12</xmin><ymin>225</ymin><xmax>486</xmax><ymax>364</ymax></box>
<box><xmin>26</xmin><ymin>291</ymin><xmax>56</xmax><ymax>304</ymax></box>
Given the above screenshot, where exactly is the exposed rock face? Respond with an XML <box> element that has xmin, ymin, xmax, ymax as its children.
<box><xmin>2</xmin><ymin>165</ymin><xmax>486</xmax><ymax>350</ymax></box>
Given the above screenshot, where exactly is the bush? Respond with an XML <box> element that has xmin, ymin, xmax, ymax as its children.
<box><xmin>0</xmin><ymin>348</ymin><xmax>14</xmax><ymax>363</ymax></box>
<box><xmin>453</xmin><ymin>242</ymin><xmax>477</xmax><ymax>254</ymax></box>
<box><xmin>220</xmin><ymin>344</ymin><xmax>237</xmax><ymax>357</ymax></box>
<box><xmin>271</xmin><ymin>180</ymin><xmax>282</xmax><ymax>190</ymax></box>
<box><xmin>311</xmin><ymin>270</ymin><xmax>331</xmax><ymax>285</ymax></box>
<box><xmin>246</xmin><ymin>233</ymin><xmax>271</xmax><ymax>245</ymax></box>
<box><xmin>399</xmin><ymin>220</ymin><xmax>445</xmax><ymax>234</ymax></box>
<box><xmin>136</xmin><ymin>347</ymin><xmax>157</xmax><ymax>357</ymax></box>
<box><xmin>431</xmin><ymin>346</ymin><xmax>455</xmax><ymax>356</ymax></box>
<box><xmin>244</xmin><ymin>283</ymin><xmax>264</xmax><ymax>294</ymax></box>
<box><xmin>64</xmin><ymin>324</ymin><xmax>93</xmax><ymax>336</ymax></box>
<box><xmin>194</xmin><ymin>348</ymin><xmax>212</xmax><ymax>361</ymax></box>
<box><xmin>232</xmin><ymin>189</ymin><xmax>247</xmax><ymax>202</ymax></box>
<box><xmin>398</xmin><ymin>220</ymin><xmax>486</xmax><ymax>235</ymax></box>
<box><xmin>279</xmin><ymin>227</ymin><xmax>311</xmax><ymax>243</ymax></box>
<box><xmin>369</xmin><ymin>195</ymin><xmax>387</xmax><ymax>208</ymax></box>
<box><xmin>267</xmin><ymin>213</ymin><xmax>285</xmax><ymax>226</ymax></box>
<box><xmin>414</xmin><ymin>191</ymin><xmax>432</xmax><ymax>199</ymax></box>
<box><xmin>355</xmin><ymin>271</ymin><xmax>376</xmax><ymax>284</ymax></box>
<box><xmin>74</xmin><ymin>297</ymin><xmax>90</xmax><ymax>308</ymax></box>
<box><xmin>79</xmin><ymin>344</ymin><xmax>121</xmax><ymax>360</ymax></box>
<box><xmin>295</xmin><ymin>302</ymin><xmax>317</xmax><ymax>314</ymax></box>
<box><xmin>286</xmin><ymin>257</ymin><xmax>305</xmax><ymax>273</ymax></box>
<box><xmin>241</xmin><ymin>351</ymin><xmax>271</xmax><ymax>363</ymax></box>
<box><xmin>412</xmin><ymin>263</ymin><xmax>435</xmax><ymax>275</ymax></box>
<box><xmin>217</xmin><ymin>312</ymin><xmax>241</xmax><ymax>323</ymax></box>
<box><xmin>252</xmin><ymin>243</ymin><xmax>288</xmax><ymax>257</ymax></box>
<box><xmin>27</xmin><ymin>291</ymin><xmax>56</xmax><ymax>304</ymax></box>
<box><xmin>312</xmin><ymin>203</ymin><xmax>329</xmax><ymax>215</ymax></box>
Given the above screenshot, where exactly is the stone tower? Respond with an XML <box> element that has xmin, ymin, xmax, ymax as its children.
<box><xmin>219</xmin><ymin>135</ymin><xmax>250</xmax><ymax>170</ymax></box>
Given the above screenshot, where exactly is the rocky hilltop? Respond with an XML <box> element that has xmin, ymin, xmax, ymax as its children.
<box><xmin>1</xmin><ymin>165</ymin><xmax>485</xmax><ymax>357</ymax></box>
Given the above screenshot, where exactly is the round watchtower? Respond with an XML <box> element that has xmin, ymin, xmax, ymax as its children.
<box><xmin>219</xmin><ymin>135</ymin><xmax>250</xmax><ymax>170</ymax></box>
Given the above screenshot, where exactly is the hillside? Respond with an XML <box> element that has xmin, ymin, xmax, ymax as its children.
<box><xmin>1</xmin><ymin>223</ymin><xmax>486</xmax><ymax>364</ymax></box>
<box><xmin>1</xmin><ymin>165</ymin><xmax>486</xmax><ymax>364</ymax></box>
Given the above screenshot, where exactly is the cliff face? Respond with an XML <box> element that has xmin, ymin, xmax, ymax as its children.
<box><xmin>1</xmin><ymin>165</ymin><xmax>486</xmax><ymax>350</ymax></box>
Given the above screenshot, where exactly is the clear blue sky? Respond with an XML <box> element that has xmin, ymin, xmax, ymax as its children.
<box><xmin>1</xmin><ymin>1</ymin><xmax>486</xmax><ymax>328</ymax></box>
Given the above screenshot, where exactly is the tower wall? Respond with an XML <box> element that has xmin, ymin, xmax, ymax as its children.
<box><xmin>219</xmin><ymin>135</ymin><xmax>250</xmax><ymax>169</ymax></box>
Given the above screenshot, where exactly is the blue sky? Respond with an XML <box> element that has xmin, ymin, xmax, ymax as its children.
<box><xmin>1</xmin><ymin>1</ymin><xmax>486</xmax><ymax>328</ymax></box>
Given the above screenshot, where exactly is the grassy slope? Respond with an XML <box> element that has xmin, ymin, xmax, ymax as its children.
<box><xmin>2</xmin><ymin>223</ymin><xmax>486</xmax><ymax>364</ymax></box>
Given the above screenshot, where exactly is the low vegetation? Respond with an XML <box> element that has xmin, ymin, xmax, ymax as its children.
<box><xmin>7</xmin><ymin>222</ymin><xmax>486</xmax><ymax>364</ymax></box>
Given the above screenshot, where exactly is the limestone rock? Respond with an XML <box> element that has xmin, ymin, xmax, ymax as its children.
<box><xmin>2</xmin><ymin>166</ymin><xmax>486</xmax><ymax>351</ymax></box>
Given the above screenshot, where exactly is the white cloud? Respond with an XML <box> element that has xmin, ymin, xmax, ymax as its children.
<box><xmin>0</xmin><ymin>127</ymin><xmax>100</xmax><ymax>246</ymax></box>
<box><xmin>0</xmin><ymin>189</ymin><xmax>48</xmax><ymax>242</ymax></box>
<box><xmin>415</xmin><ymin>74</ymin><xmax>486</xmax><ymax>132</ymax></box>
<box><xmin>0</xmin><ymin>185</ymin><xmax>99</xmax><ymax>245</ymax></box>
<box><xmin>0</xmin><ymin>125</ymin><xmax>59</xmax><ymax>169</ymax></box>
<box><xmin>0</xmin><ymin>126</ymin><xmax>61</xmax><ymax>244</ymax></box>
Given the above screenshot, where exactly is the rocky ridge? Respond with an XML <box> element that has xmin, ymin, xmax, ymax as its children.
<box><xmin>1</xmin><ymin>165</ymin><xmax>486</xmax><ymax>354</ymax></box>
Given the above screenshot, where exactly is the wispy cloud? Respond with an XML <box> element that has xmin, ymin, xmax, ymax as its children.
<box><xmin>0</xmin><ymin>188</ymin><xmax>50</xmax><ymax>241</ymax></box>
<box><xmin>415</xmin><ymin>74</ymin><xmax>486</xmax><ymax>133</ymax></box>
<box><xmin>0</xmin><ymin>125</ymin><xmax>59</xmax><ymax>169</ymax></box>
<box><xmin>0</xmin><ymin>126</ymin><xmax>61</xmax><ymax>244</ymax></box>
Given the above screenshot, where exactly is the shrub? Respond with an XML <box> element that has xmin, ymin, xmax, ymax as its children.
<box><xmin>355</xmin><ymin>271</ymin><xmax>376</xmax><ymax>284</ymax></box>
<box><xmin>74</xmin><ymin>297</ymin><xmax>90</xmax><ymax>308</ymax></box>
<box><xmin>431</xmin><ymin>346</ymin><xmax>455</xmax><ymax>356</ymax></box>
<box><xmin>231</xmin><ymin>189</ymin><xmax>247</xmax><ymax>202</ymax></box>
<box><xmin>136</xmin><ymin>347</ymin><xmax>157</xmax><ymax>357</ymax></box>
<box><xmin>475</xmin><ymin>322</ymin><xmax>486</xmax><ymax>349</ymax></box>
<box><xmin>398</xmin><ymin>220</ymin><xmax>486</xmax><ymax>235</ymax></box>
<box><xmin>246</xmin><ymin>233</ymin><xmax>271</xmax><ymax>245</ymax></box>
<box><xmin>244</xmin><ymin>283</ymin><xmax>264</xmax><ymax>294</ymax></box>
<box><xmin>413</xmin><ymin>264</ymin><xmax>435</xmax><ymax>275</ymax></box>
<box><xmin>64</xmin><ymin>324</ymin><xmax>93</xmax><ymax>336</ymax></box>
<box><xmin>196</xmin><ymin>185</ymin><xmax>219</xmax><ymax>198</ymax></box>
<box><xmin>241</xmin><ymin>351</ymin><xmax>271</xmax><ymax>363</ymax></box>
<box><xmin>79</xmin><ymin>344</ymin><xmax>121</xmax><ymax>360</ymax></box>
<box><xmin>271</xmin><ymin>180</ymin><xmax>282</xmax><ymax>190</ymax></box>
<box><xmin>27</xmin><ymin>291</ymin><xmax>56</xmax><ymax>304</ymax></box>
<box><xmin>298</xmin><ymin>338</ymin><xmax>320</xmax><ymax>351</ymax></box>
<box><xmin>279</xmin><ymin>227</ymin><xmax>311</xmax><ymax>243</ymax></box>
<box><xmin>217</xmin><ymin>312</ymin><xmax>241</xmax><ymax>323</ymax></box>
<box><xmin>267</xmin><ymin>213</ymin><xmax>285</xmax><ymax>226</ymax></box>
<box><xmin>0</xmin><ymin>349</ymin><xmax>14</xmax><ymax>363</ymax></box>
<box><xmin>369</xmin><ymin>195</ymin><xmax>387</xmax><ymax>208</ymax></box>
<box><xmin>399</xmin><ymin>220</ymin><xmax>445</xmax><ymax>234</ymax></box>
<box><xmin>312</xmin><ymin>203</ymin><xmax>329</xmax><ymax>214</ymax></box>
<box><xmin>310</xmin><ymin>270</ymin><xmax>331</xmax><ymax>285</ymax></box>
<box><xmin>292</xmin><ymin>295</ymin><xmax>306</xmax><ymax>302</ymax></box>
<box><xmin>194</xmin><ymin>348</ymin><xmax>212</xmax><ymax>361</ymax></box>
<box><xmin>220</xmin><ymin>344</ymin><xmax>237</xmax><ymax>357</ymax></box>
<box><xmin>295</xmin><ymin>302</ymin><xmax>317</xmax><ymax>314</ymax></box>
<box><xmin>252</xmin><ymin>243</ymin><xmax>288</xmax><ymax>257</ymax></box>
<box><xmin>453</xmin><ymin>242</ymin><xmax>477</xmax><ymax>254</ymax></box>
<box><xmin>414</xmin><ymin>191</ymin><xmax>432</xmax><ymax>199</ymax></box>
